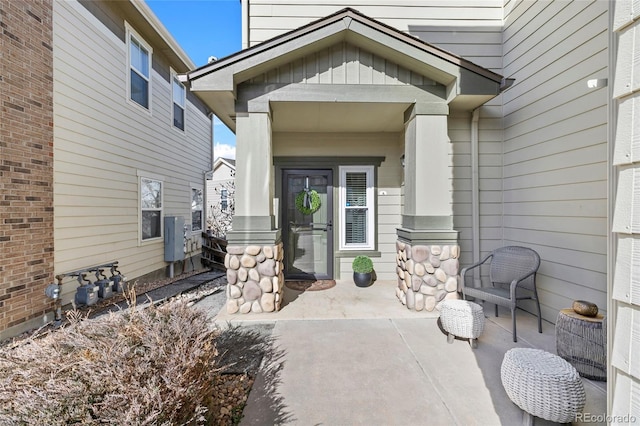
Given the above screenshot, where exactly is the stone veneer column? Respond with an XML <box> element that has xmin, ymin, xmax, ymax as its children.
<box><xmin>395</xmin><ymin>241</ymin><xmax>460</xmax><ymax>311</ymax></box>
<box><xmin>225</xmin><ymin>107</ymin><xmax>284</xmax><ymax>314</ymax></box>
<box><xmin>224</xmin><ymin>243</ymin><xmax>285</xmax><ymax>314</ymax></box>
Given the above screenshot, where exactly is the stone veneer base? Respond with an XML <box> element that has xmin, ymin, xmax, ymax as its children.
<box><xmin>224</xmin><ymin>243</ymin><xmax>284</xmax><ymax>314</ymax></box>
<box><xmin>396</xmin><ymin>241</ymin><xmax>460</xmax><ymax>312</ymax></box>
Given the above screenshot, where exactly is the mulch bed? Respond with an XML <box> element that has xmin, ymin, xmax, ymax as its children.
<box><xmin>285</xmin><ymin>280</ymin><xmax>336</xmax><ymax>292</ymax></box>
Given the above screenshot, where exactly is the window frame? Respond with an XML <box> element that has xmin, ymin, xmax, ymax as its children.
<box><xmin>220</xmin><ymin>188</ymin><xmax>228</xmax><ymax>212</ymax></box>
<box><xmin>171</xmin><ymin>68</ymin><xmax>186</xmax><ymax>131</ymax></box>
<box><xmin>138</xmin><ymin>172</ymin><xmax>164</xmax><ymax>243</ymax></box>
<box><xmin>338</xmin><ymin>165</ymin><xmax>375</xmax><ymax>250</ymax></box>
<box><xmin>126</xmin><ymin>23</ymin><xmax>153</xmax><ymax>112</ymax></box>
<box><xmin>191</xmin><ymin>185</ymin><xmax>203</xmax><ymax>233</ymax></box>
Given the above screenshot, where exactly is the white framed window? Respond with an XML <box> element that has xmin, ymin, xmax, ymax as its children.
<box><xmin>126</xmin><ymin>24</ymin><xmax>152</xmax><ymax>110</ymax></box>
<box><xmin>140</xmin><ymin>175</ymin><xmax>163</xmax><ymax>241</ymax></box>
<box><xmin>220</xmin><ymin>188</ymin><xmax>228</xmax><ymax>211</ymax></box>
<box><xmin>339</xmin><ymin>165</ymin><xmax>375</xmax><ymax>250</ymax></box>
<box><xmin>191</xmin><ymin>186</ymin><xmax>203</xmax><ymax>232</ymax></box>
<box><xmin>172</xmin><ymin>69</ymin><xmax>186</xmax><ymax>131</ymax></box>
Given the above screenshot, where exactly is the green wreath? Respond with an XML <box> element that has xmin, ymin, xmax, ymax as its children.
<box><xmin>295</xmin><ymin>189</ymin><xmax>321</xmax><ymax>215</ymax></box>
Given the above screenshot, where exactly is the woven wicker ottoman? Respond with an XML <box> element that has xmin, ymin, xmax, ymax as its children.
<box><xmin>501</xmin><ymin>348</ymin><xmax>586</xmax><ymax>425</ymax></box>
<box><xmin>439</xmin><ymin>299</ymin><xmax>485</xmax><ymax>348</ymax></box>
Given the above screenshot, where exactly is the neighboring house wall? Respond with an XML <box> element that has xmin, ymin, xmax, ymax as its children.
<box><xmin>207</xmin><ymin>160</ymin><xmax>235</xmax><ymax>213</ymax></box>
<box><xmin>53</xmin><ymin>1</ymin><xmax>212</xmax><ymax>304</ymax></box>
<box><xmin>610</xmin><ymin>0</ymin><xmax>640</xmax><ymax>418</ymax></box>
<box><xmin>206</xmin><ymin>159</ymin><xmax>235</xmax><ymax>234</ymax></box>
<box><xmin>0</xmin><ymin>1</ymin><xmax>55</xmax><ymax>339</ymax></box>
<box><xmin>502</xmin><ymin>0</ymin><xmax>609</xmax><ymax>321</ymax></box>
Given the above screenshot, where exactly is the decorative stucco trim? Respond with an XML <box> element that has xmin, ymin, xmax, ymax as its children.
<box><xmin>273</xmin><ymin>156</ymin><xmax>385</xmax><ymax>167</ymax></box>
<box><xmin>401</xmin><ymin>215</ymin><xmax>453</xmax><ymax>230</ymax></box>
<box><xmin>396</xmin><ymin>228</ymin><xmax>459</xmax><ymax>245</ymax></box>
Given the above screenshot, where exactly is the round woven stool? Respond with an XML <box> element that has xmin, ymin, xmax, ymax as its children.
<box><xmin>439</xmin><ymin>299</ymin><xmax>485</xmax><ymax>348</ymax></box>
<box><xmin>501</xmin><ymin>348</ymin><xmax>586</xmax><ymax>424</ymax></box>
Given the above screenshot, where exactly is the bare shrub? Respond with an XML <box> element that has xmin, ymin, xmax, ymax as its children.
<box><xmin>207</xmin><ymin>173</ymin><xmax>235</xmax><ymax>238</ymax></box>
<box><xmin>0</xmin><ymin>299</ymin><xmax>222</xmax><ymax>425</ymax></box>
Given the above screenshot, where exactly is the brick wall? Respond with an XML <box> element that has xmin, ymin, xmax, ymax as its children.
<box><xmin>0</xmin><ymin>0</ymin><xmax>54</xmax><ymax>338</ymax></box>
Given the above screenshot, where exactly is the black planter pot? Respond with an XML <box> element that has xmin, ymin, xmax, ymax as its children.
<box><xmin>353</xmin><ymin>272</ymin><xmax>372</xmax><ymax>287</ymax></box>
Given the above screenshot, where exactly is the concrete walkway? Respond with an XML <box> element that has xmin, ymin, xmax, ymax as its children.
<box><xmin>205</xmin><ymin>280</ymin><xmax>607</xmax><ymax>426</ymax></box>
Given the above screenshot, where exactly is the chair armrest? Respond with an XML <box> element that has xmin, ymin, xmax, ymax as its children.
<box><xmin>460</xmin><ymin>253</ymin><xmax>493</xmax><ymax>290</ymax></box>
<box><xmin>509</xmin><ymin>268</ymin><xmax>538</xmax><ymax>298</ymax></box>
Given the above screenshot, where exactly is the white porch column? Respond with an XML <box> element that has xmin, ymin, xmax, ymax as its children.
<box><xmin>225</xmin><ymin>110</ymin><xmax>284</xmax><ymax>315</ymax></box>
<box><xmin>400</xmin><ymin>103</ymin><xmax>456</xmax><ymax>238</ymax></box>
<box><xmin>396</xmin><ymin>103</ymin><xmax>460</xmax><ymax>312</ymax></box>
<box><xmin>228</xmin><ymin>110</ymin><xmax>279</xmax><ymax>244</ymax></box>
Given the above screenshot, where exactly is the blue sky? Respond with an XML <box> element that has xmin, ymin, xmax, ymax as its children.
<box><xmin>147</xmin><ymin>0</ymin><xmax>241</xmax><ymax>160</ymax></box>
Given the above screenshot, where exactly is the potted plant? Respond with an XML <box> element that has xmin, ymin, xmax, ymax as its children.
<box><xmin>352</xmin><ymin>255</ymin><xmax>374</xmax><ymax>287</ymax></box>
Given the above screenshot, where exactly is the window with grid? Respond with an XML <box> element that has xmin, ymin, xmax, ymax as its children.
<box><xmin>172</xmin><ymin>72</ymin><xmax>185</xmax><ymax>130</ymax></box>
<box><xmin>140</xmin><ymin>177</ymin><xmax>162</xmax><ymax>240</ymax></box>
<box><xmin>127</xmin><ymin>26</ymin><xmax>152</xmax><ymax>109</ymax></box>
<box><xmin>339</xmin><ymin>166</ymin><xmax>374</xmax><ymax>250</ymax></box>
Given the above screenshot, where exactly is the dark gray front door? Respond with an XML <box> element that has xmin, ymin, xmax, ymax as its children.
<box><xmin>282</xmin><ymin>169</ymin><xmax>333</xmax><ymax>280</ymax></box>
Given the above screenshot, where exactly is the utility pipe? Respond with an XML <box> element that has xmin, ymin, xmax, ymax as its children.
<box><xmin>241</xmin><ymin>0</ymin><xmax>250</xmax><ymax>49</ymax></box>
<box><xmin>471</xmin><ymin>108</ymin><xmax>481</xmax><ymax>287</ymax></box>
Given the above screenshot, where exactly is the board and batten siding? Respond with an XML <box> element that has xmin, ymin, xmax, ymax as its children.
<box><xmin>248</xmin><ymin>41</ymin><xmax>439</xmax><ymax>87</ymax></box>
<box><xmin>53</xmin><ymin>1</ymin><xmax>211</xmax><ymax>303</ymax></box>
<box><xmin>273</xmin><ymin>132</ymin><xmax>402</xmax><ymax>280</ymax></box>
<box><xmin>502</xmin><ymin>0</ymin><xmax>609</xmax><ymax>322</ymax></box>
<box><xmin>610</xmin><ymin>0</ymin><xmax>640</xmax><ymax>419</ymax></box>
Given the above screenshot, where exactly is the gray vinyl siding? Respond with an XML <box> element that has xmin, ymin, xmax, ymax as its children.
<box><xmin>247</xmin><ymin>0</ymin><xmax>503</xmax><ymax>61</ymax></box>
<box><xmin>610</xmin><ymin>0</ymin><xmax>640</xmax><ymax>418</ymax></box>
<box><xmin>246</xmin><ymin>1</ymin><xmax>504</xmax><ymax>79</ymax></box>
<box><xmin>502</xmin><ymin>0</ymin><xmax>609</xmax><ymax>322</ymax></box>
<box><xmin>53</xmin><ymin>1</ymin><xmax>211</xmax><ymax>303</ymax></box>
<box><xmin>450</xmin><ymin>108</ymin><xmax>505</xmax><ymax>267</ymax></box>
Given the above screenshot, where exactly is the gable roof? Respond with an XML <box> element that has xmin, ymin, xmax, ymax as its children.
<box><xmin>183</xmin><ymin>7</ymin><xmax>506</xmax><ymax>130</ymax></box>
<box><xmin>214</xmin><ymin>157</ymin><xmax>236</xmax><ymax>171</ymax></box>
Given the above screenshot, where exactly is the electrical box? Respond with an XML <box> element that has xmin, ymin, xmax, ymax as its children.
<box><xmin>164</xmin><ymin>216</ymin><xmax>185</xmax><ymax>262</ymax></box>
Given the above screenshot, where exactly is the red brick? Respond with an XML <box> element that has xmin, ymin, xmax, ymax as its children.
<box><xmin>0</xmin><ymin>0</ymin><xmax>54</xmax><ymax>334</ymax></box>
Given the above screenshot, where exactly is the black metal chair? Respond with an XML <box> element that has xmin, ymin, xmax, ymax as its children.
<box><xmin>460</xmin><ymin>246</ymin><xmax>542</xmax><ymax>342</ymax></box>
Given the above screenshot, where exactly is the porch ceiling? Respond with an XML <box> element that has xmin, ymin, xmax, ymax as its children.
<box><xmin>271</xmin><ymin>101</ymin><xmax>409</xmax><ymax>133</ymax></box>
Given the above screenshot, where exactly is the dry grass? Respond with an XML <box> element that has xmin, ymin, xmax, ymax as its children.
<box><xmin>0</xmin><ymin>290</ymin><xmax>224</xmax><ymax>425</ymax></box>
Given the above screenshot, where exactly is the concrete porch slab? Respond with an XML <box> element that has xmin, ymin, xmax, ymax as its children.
<box><xmin>215</xmin><ymin>280</ymin><xmax>441</xmax><ymax>323</ymax></box>
<box><xmin>205</xmin><ymin>280</ymin><xmax>607</xmax><ymax>425</ymax></box>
